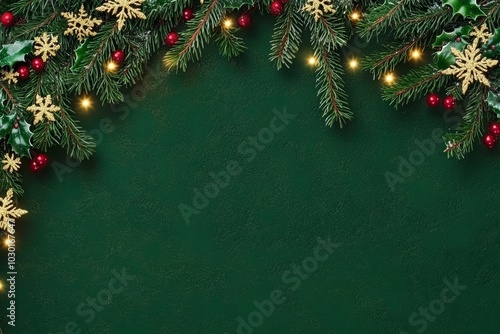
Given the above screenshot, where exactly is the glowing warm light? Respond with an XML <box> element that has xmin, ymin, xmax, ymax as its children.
<box><xmin>81</xmin><ymin>97</ymin><xmax>92</xmax><ymax>109</ymax></box>
<box><xmin>223</xmin><ymin>19</ymin><xmax>233</xmax><ymax>29</ymax></box>
<box><xmin>350</xmin><ymin>11</ymin><xmax>361</xmax><ymax>21</ymax></box>
<box><xmin>3</xmin><ymin>238</ymin><xmax>9</xmax><ymax>247</ymax></box>
<box><xmin>384</xmin><ymin>73</ymin><xmax>396</xmax><ymax>84</ymax></box>
<box><xmin>0</xmin><ymin>282</ymin><xmax>4</xmax><ymax>290</ymax></box>
<box><xmin>308</xmin><ymin>56</ymin><xmax>317</xmax><ymax>66</ymax></box>
<box><xmin>106</xmin><ymin>61</ymin><xmax>117</xmax><ymax>72</ymax></box>
<box><xmin>349</xmin><ymin>58</ymin><xmax>359</xmax><ymax>69</ymax></box>
<box><xmin>410</xmin><ymin>49</ymin><xmax>422</xmax><ymax>60</ymax></box>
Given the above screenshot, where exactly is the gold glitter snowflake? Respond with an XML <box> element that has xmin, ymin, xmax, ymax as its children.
<box><xmin>302</xmin><ymin>0</ymin><xmax>336</xmax><ymax>21</ymax></box>
<box><xmin>0</xmin><ymin>69</ymin><xmax>19</xmax><ymax>85</ymax></box>
<box><xmin>441</xmin><ymin>38</ymin><xmax>498</xmax><ymax>94</ymax></box>
<box><xmin>27</xmin><ymin>95</ymin><xmax>61</xmax><ymax>125</ymax></box>
<box><xmin>96</xmin><ymin>0</ymin><xmax>147</xmax><ymax>31</ymax></box>
<box><xmin>61</xmin><ymin>5</ymin><xmax>103</xmax><ymax>42</ymax></box>
<box><xmin>2</xmin><ymin>154</ymin><xmax>21</xmax><ymax>173</ymax></box>
<box><xmin>34</xmin><ymin>33</ymin><xmax>61</xmax><ymax>62</ymax></box>
<box><xmin>470</xmin><ymin>24</ymin><xmax>492</xmax><ymax>44</ymax></box>
<box><xmin>0</xmin><ymin>189</ymin><xmax>27</xmax><ymax>231</ymax></box>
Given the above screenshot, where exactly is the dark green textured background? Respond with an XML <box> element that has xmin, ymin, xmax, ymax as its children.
<box><xmin>4</xmin><ymin>16</ymin><xmax>500</xmax><ymax>334</ymax></box>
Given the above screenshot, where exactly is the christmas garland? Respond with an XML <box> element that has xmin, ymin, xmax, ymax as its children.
<box><xmin>1</xmin><ymin>0</ymin><xmax>500</xmax><ymax>224</ymax></box>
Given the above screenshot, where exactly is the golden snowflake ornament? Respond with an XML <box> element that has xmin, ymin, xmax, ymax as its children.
<box><xmin>441</xmin><ymin>39</ymin><xmax>498</xmax><ymax>94</ymax></box>
<box><xmin>34</xmin><ymin>33</ymin><xmax>61</xmax><ymax>61</ymax></box>
<box><xmin>61</xmin><ymin>5</ymin><xmax>103</xmax><ymax>42</ymax></box>
<box><xmin>0</xmin><ymin>189</ymin><xmax>27</xmax><ymax>231</ymax></box>
<box><xmin>1</xmin><ymin>69</ymin><xmax>19</xmax><ymax>85</ymax></box>
<box><xmin>2</xmin><ymin>154</ymin><xmax>21</xmax><ymax>173</ymax></box>
<box><xmin>302</xmin><ymin>0</ymin><xmax>336</xmax><ymax>21</ymax></box>
<box><xmin>27</xmin><ymin>95</ymin><xmax>61</xmax><ymax>125</ymax></box>
<box><xmin>96</xmin><ymin>0</ymin><xmax>147</xmax><ymax>31</ymax></box>
<box><xmin>470</xmin><ymin>24</ymin><xmax>492</xmax><ymax>44</ymax></box>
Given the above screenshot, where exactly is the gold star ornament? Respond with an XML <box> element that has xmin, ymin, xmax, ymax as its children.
<box><xmin>96</xmin><ymin>0</ymin><xmax>147</xmax><ymax>31</ymax></box>
<box><xmin>441</xmin><ymin>39</ymin><xmax>498</xmax><ymax>94</ymax></box>
<box><xmin>302</xmin><ymin>0</ymin><xmax>336</xmax><ymax>21</ymax></box>
<box><xmin>2</xmin><ymin>154</ymin><xmax>21</xmax><ymax>173</ymax></box>
<box><xmin>27</xmin><ymin>95</ymin><xmax>61</xmax><ymax>125</ymax></box>
<box><xmin>34</xmin><ymin>33</ymin><xmax>60</xmax><ymax>61</ymax></box>
<box><xmin>0</xmin><ymin>189</ymin><xmax>27</xmax><ymax>231</ymax></box>
<box><xmin>61</xmin><ymin>5</ymin><xmax>103</xmax><ymax>42</ymax></box>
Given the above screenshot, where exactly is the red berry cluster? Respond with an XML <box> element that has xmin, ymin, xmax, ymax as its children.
<box><xmin>29</xmin><ymin>153</ymin><xmax>49</xmax><ymax>173</ymax></box>
<box><xmin>425</xmin><ymin>93</ymin><xmax>456</xmax><ymax>110</ymax></box>
<box><xmin>270</xmin><ymin>0</ymin><xmax>288</xmax><ymax>16</ymax></box>
<box><xmin>483</xmin><ymin>122</ymin><xmax>500</xmax><ymax>149</ymax></box>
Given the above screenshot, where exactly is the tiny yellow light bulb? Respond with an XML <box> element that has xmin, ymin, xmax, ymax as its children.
<box><xmin>384</xmin><ymin>73</ymin><xmax>396</xmax><ymax>84</ymax></box>
<box><xmin>410</xmin><ymin>49</ymin><xmax>422</xmax><ymax>60</ymax></box>
<box><xmin>223</xmin><ymin>19</ymin><xmax>233</xmax><ymax>29</ymax></box>
<box><xmin>308</xmin><ymin>56</ymin><xmax>317</xmax><ymax>66</ymax></box>
<box><xmin>4</xmin><ymin>238</ymin><xmax>9</xmax><ymax>247</ymax></box>
<box><xmin>349</xmin><ymin>58</ymin><xmax>359</xmax><ymax>70</ymax></box>
<box><xmin>350</xmin><ymin>11</ymin><xmax>361</xmax><ymax>21</ymax></box>
<box><xmin>106</xmin><ymin>61</ymin><xmax>117</xmax><ymax>72</ymax></box>
<box><xmin>81</xmin><ymin>98</ymin><xmax>92</xmax><ymax>109</ymax></box>
<box><xmin>0</xmin><ymin>282</ymin><xmax>4</xmax><ymax>290</ymax></box>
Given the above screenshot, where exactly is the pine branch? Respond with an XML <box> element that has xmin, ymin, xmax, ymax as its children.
<box><xmin>361</xmin><ymin>40</ymin><xmax>420</xmax><ymax>79</ymax></box>
<box><xmin>215</xmin><ymin>26</ymin><xmax>246</xmax><ymax>58</ymax></box>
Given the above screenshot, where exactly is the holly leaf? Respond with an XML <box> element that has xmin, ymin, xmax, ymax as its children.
<box><xmin>0</xmin><ymin>41</ymin><xmax>34</xmax><ymax>68</ymax></box>
<box><xmin>71</xmin><ymin>38</ymin><xmax>90</xmax><ymax>72</ymax></box>
<box><xmin>435</xmin><ymin>39</ymin><xmax>468</xmax><ymax>70</ymax></box>
<box><xmin>0</xmin><ymin>91</ymin><xmax>6</xmax><ymax>109</ymax></box>
<box><xmin>222</xmin><ymin>0</ymin><xmax>257</xmax><ymax>9</ymax></box>
<box><xmin>8</xmin><ymin>120</ymin><xmax>33</xmax><ymax>157</ymax></box>
<box><xmin>0</xmin><ymin>113</ymin><xmax>16</xmax><ymax>138</ymax></box>
<box><xmin>486</xmin><ymin>91</ymin><xmax>500</xmax><ymax>118</ymax></box>
<box><xmin>432</xmin><ymin>26</ymin><xmax>472</xmax><ymax>48</ymax></box>
<box><xmin>483</xmin><ymin>28</ymin><xmax>500</xmax><ymax>59</ymax></box>
<box><xmin>442</xmin><ymin>0</ymin><xmax>485</xmax><ymax>19</ymax></box>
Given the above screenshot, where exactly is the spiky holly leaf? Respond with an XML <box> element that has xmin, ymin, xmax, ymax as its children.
<box><xmin>435</xmin><ymin>35</ymin><xmax>469</xmax><ymax>70</ymax></box>
<box><xmin>142</xmin><ymin>0</ymin><xmax>175</xmax><ymax>12</ymax></box>
<box><xmin>486</xmin><ymin>91</ymin><xmax>500</xmax><ymax>118</ymax></box>
<box><xmin>0</xmin><ymin>41</ymin><xmax>34</xmax><ymax>67</ymax></box>
<box><xmin>71</xmin><ymin>38</ymin><xmax>90</xmax><ymax>72</ymax></box>
<box><xmin>0</xmin><ymin>113</ymin><xmax>16</xmax><ymax>138</ymax></box>
<box><xmin>8</xmin><ymin>120</ymin><xmax>33</xmax><ymax>157</ymax></box>
<box><xmin>433</xmin><ymin>26</ymin><xmax>472</xmax><ymax>48</ymax></box>
<box><xmin>222</xmin><ymin>0</ymin><xmax>257</xmax><ymax>9</ymax></box>
<box><xmin>0</xmin><ymin>91</ymin><xmax>5</xmax><ymax>109</ymax></box>
<box><xmin>442</xmin><ymin>0</ymin><xmax>485</xmax><ymax>19</ymax></box>
<box><xmin>483</xmin><ymin>28</ymin><xmax>500</xmax><ymax>59</ymax></box>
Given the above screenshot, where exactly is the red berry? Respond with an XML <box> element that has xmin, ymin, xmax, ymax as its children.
<box><xmin>35</xmin><ymin>153</ymin><xmax>49</xmax><ymax>168</ymax></box>
<box><xmin>442</xmin><ymin>96</ymin><xmax>456</xmax><ymax>110</ymax></box>
<box><xmin>17</xmin><ymin>64</ymin><xmax>30</xmax><ymax>80</ymax></box>
<box><xmin>489</xmin><ymin>122</ymin><xmax>500</xmax><ymax>136</ymax></box>
<box><xmin>483</xmin><ymin>133</ymin><xmax>497</xmax><ymax>149</ymax></box>
<box><xmin>111</xmin><ymin>49</ymin><xmax>126</xmax><ymax>64</ymax></box>
<box><xmin>31</xmin><ymin>57</ymin><xmax>45</xmax><ymax>72</ymax></box>
<box><xmin>425</xmin><ymin>93</ymin><xmax>440</xmax><ymax>108</ymax></box>
<box><xmin>165</xmin><ymin>32</ymin><xmax>179</xmax><ymax>46</ymax></box>
<box><xmin>1</xmin><ymin>12</ymin><xmax>15</xmax><ymax>27</ymax></box>
<box><xmin>237</xmin><ymin>13</ymin><xmax>252</xmax><ymax>29</ymax></box>
<box><xmin>29</xmin><ymin>160</ymin><xmax>40</xmax><ymax>173</ymax></box>
<box><xmin>269</xmin><ymin>0</ymin><xmax>284</xmax><ymax>16</ymax></box>
<box><xmin>182</xmin><ymin>8</ymin><xmax>194</xmax><ymax>21</ymax></box>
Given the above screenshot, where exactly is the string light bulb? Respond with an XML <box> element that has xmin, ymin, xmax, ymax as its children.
<box><xmin>308</xmin><ymin>56</ymin><xmax>317</xmax><ymax>66</ymax></box>
<box><xmin>0</xmin><ymin>281</ymin><xmax>3</xmax><ymax>290</ymax></box>
<box><xmin>384</xmin><ymin>73</ymin><xmax>396</xmax><ymax>84</ymax></box>
<box><xmin>106</xmin><ymin>61</ymin><xmax>117</xmax><ymax>72</ymax></box>
<box><xmin>350</xmin><ymin>11</ymin><xmax>361</xmax><ymax>21</ymax></box>
<box><xmin>410</xmin><ymin>49</ymin><xmax>422</xmax><ymax>60</ymax></box>
<box><xmin>348</xmin><ymin>58</ymin><xmax>359</xmax><ymax>70</ymax></box>
<box><xmin>223</xmin><ymin>18</ymin><xmax>233</xmax><ymax>29</ymax></box>
<box><xmin>80</xmin><ymin>97</ymin><xmax>92</xmax><ymax>110</ymax></box>
<box><xmin>3</xmin><ymin>238</ymin><xmax>9</xmax><ymax>247</ymax></box>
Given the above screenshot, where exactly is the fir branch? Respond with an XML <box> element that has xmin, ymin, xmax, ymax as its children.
<box><xmin>382</xmin><ymin>65</ymin><xmax>449</xmax><ymax>106</ymax></box>
<box><xmin>305</xmin><ymin>12</ymin><xmax>349</xmax><ymax>51</ymax></box>
<box><xmin>269</xmin><ymin>1</ymin><xmax>303</xmax><ymax>70</ymax></box>
<box><xmin>361</xmin><ymin>40</ymin><xmax>419</xmax><ymax>79</ymax></box>
<box><xmin>215</xmin><ymin>27</ymin><xmax>246</xmax><ymax>58</ymax></box>
<box><xmin>443</xmin><ymin>85</ymin><xmax>485</xmax><ymax>159</ymax></box>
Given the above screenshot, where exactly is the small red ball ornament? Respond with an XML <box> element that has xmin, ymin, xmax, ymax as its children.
<box><xmin>442</xmin><ymin>95</ymin><xmax>456</xmax><ymax>110</ymax></box>
<box><xmin>17</xmin><ymin>64</ymin><xmax>30</xmax><ymax>80</ymax></box>
<box><xmin>165</xmin><ymin>32</ymin><xmax>179</xmax><ymax>46</ymax></box>
<box><xmin>31</xmin><ymin>57</ymin><xmax>45</xmax><ymax>72</ymax></box>
<box><xmin>270</xmin><ymin>0</ymin><xmax>284</xmax><ymax>16</ymax></box>
<box><xmin>182</xmin><ymin>8</ymin><xmax>194</xmax><ymax>21</ymax></box>
<box><xmin>483</xmin><ymin>133</ymin><xmax>497</xmax><ymax>149</ymax></box>
<box><xmin>489</xmin><ymin>122</ymin><xmax>500</xmax><ymax>136</ymax></box>
<box><xmin>29</xmin><ymin>160</ymin><xmax>40</xmax><ymax>173</ymax></box>
<box><xmin>237</xmin><ymin>13</ymin><xmax>252</xmax><ymax>28</ymax></box>
<box><xmin>425</xmin><ymin>93</ymin><xmax>440</xmax><ymax>108</ymax></box>
<box><xmin>1</xmin><ymin>12</ymin><xmax>15</xmax><ymax>27</ymax></box>
<box><xmin>111</xmin><ymin>49</ymin><xmax>126</xmax><ymax>64</ymax></box>
<box><xmin>35</xmin><ymin>153</ymin><xmax>49</xmax><ymax>168</ymax></box>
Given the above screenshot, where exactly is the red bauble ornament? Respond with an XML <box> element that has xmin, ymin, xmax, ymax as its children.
<box><xmin>111</xmin><ymin>49</ymin><xmax>126</xmax><ymax>64</ymax></box>
<box><xmin>237</xmin><ymin>13</ymin><xmax>252</xmax><ymax>28</ymax></box>
<box><xmin>489</xmin><ymin>122</ymin><xmax>500</xmax><ymax>136</ymax></box>
<box><xmin>182</xmin><ymin>8</ymin><xmax>194</xmax><ymax>21</ymax></box>
<box><xmin>31</xmin><ymin>57</ymin><xmax>45</xmax><ymax>72</ymax></box>
<box><xmin>29</xmin><ymin>160</ymin><xmax>40</xmax><ymax>173</ymax></box>
<box><xmin>17</xmin><ymin>64</ymin><xmax>30</xmax><ymax>80</ymax></box>
<box><xmin>269</xmin><ymin>0</ymin><xmax>284</xmax><ymax>16</ymax></box>
<box><xmin>1</xmin><ymin>12</ymin><xmax>15</xmax><ymax>27</ymax></box>
<box><xmin>35</xmin><ymin>153</ymin><xmax>49</xmax><ymax>168</ymax></box>
<box><xmin>165</xmin><ymin>32</ymin><xmax>179</xmax><ymax>46</ymax></box>
<box><xmin>442</xmin><ymin>95</ymin><xmax>456</xmax><ymax>110</ymax></box>
<box><xmin>483</xmin><ymin>133</ymin><xmax>497</xmax><ymax>149</ymax></box>
<box><xmin>425</xmin><ymin>93</ymin><xmax>440</xmax><ymax>108</ymax></box>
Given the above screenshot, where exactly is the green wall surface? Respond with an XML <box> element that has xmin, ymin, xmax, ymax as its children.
<box><xmin>3</xmin><ymin>16</ymin><xmax>500</xmax><ymax>334</ymax></box>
